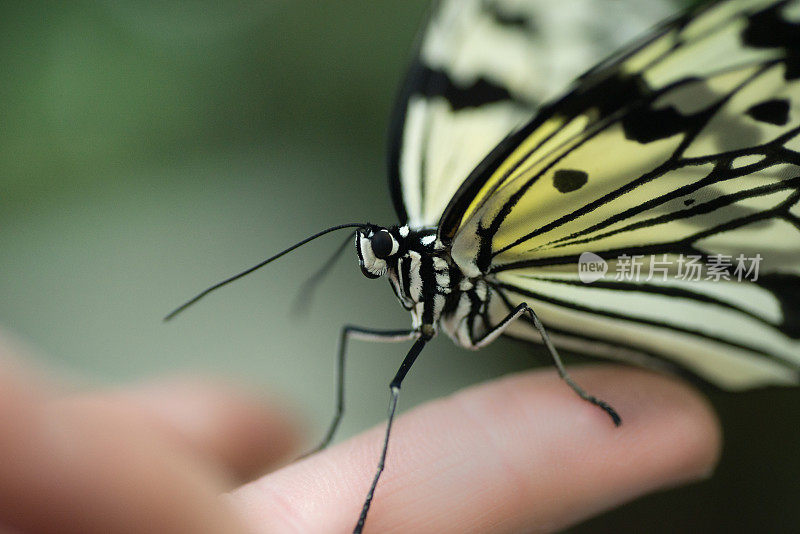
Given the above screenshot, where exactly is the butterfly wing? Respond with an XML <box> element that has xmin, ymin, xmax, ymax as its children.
<box><xmin>441</xmin><ymin>0</ymin><xmax>800</xmax><ymax>389</ymax></box>
<box><xmin>388</xmin><ymin>0</ymin><xmax>674</xmax><ymax>229</ymax></box>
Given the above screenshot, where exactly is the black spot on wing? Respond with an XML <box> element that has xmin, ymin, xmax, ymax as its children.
<box><xmin>413</xmin><ymin>64</ymin><xmax>513</xmax><ymax>111</ymax></box>
<box><xmin>741</xmin><ymin>3</ymin><xmax>800</xmax><ymax>81</ymax></box>
<box><xmin>575</xmin><ymin>72</ymin><xmax>651</xmax><ymax>119</ymax></box>
<box><xmin>553</xmin><ymin>169</ymin><xmax>589</xmax><ymax>193</ymax></box>
<box><xmin>571</xmin><ymin>72</ymin><xmax>691</xmax><ymax>143</ymax></box>
<box><xmin>746</xmin><ymin>98</ymin><xmax>791</xmax><ymax>126</ymax></box>
<box><xmin>621</xmin><ymin>104</ymin><xmax>690</xmax><ymax>143</ymax></box>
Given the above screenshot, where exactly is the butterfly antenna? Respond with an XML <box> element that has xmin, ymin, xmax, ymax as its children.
<box><xmin>164</xmin><ymin>223</ymin><xmax>366</xmax><ymax>321</ymax></box>
<box><xmin>291</xmin><ymin>231</ymin><xmax>355</xmax><ymax>317</ymax></box>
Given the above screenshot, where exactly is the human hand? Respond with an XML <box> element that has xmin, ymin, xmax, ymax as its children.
<box><xmin>0</xmin><ymin>336</ymin><xmax>720</xmax><ymax>533</ymax></box>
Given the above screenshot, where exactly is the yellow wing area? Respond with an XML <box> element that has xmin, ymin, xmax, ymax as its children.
<box><xmin>443</xmin><ymin>0</ymin><xmax>800</xmax><ymax>389</ymax></box>
<box><xmin>450</xmin><ymin>0</ymin><xmax>783</xmax><ymax>241</ymax></box>
<box><xmin>449</xmin><ymin>0</ymin><xmax>799</xmax><ymax>273</ymax></box>
<box><xmin>451</xmin><ymin>66</ymin><xmax>800</xmax><ymax>272</ymax></box>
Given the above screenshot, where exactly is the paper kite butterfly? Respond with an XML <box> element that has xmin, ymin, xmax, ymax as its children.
<box><xmin>168</xmin><ymin>1</ymin><xmax>800</xmax><ymax>531</ymax></box>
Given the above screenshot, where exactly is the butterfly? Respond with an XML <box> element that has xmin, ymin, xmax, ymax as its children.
<box><xmin>168</xmin><ymin>0</ymin><xmax>800</xmax><ymax>532</ymax></box>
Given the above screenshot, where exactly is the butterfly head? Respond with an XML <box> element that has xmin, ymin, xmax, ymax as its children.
<box><xmin>355</xmin><ymin>226</ymin><xmax>402</xmax><ymax>279</ymax></box>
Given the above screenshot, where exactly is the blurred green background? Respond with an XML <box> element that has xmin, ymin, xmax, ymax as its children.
<box><xmin>1</xmin><ymin>1</ymin><xmax>797</xmax><ymax>532</ymax></box>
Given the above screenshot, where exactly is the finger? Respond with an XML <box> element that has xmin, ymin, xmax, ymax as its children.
<box><xmin>0</xmin><ymin>366</ymin><xmax>249</xmax><ymax>534</ymax></box>
<box><xmin>230</xmin><ymin>365</ymin><xmax>721</xmax><ymax>534</ymax></box>
<box><xmin>96</xmin><ymin>378</ymin><xmax>300</xmax><ymax>481</ymax></box>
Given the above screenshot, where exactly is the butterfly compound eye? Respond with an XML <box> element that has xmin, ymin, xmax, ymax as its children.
<box><xmin>370</xmin><ymin>231</ymin><xmax>394</xmax><ymax>259</ymax></box>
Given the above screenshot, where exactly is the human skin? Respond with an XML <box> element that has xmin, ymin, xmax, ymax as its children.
<box><xmin>0</xmin><ymin>336</ymin><xmax>720</xmax><ymax>534</ymax></box>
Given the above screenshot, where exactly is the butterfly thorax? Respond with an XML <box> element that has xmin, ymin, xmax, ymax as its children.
<box><xmin>356</xmin><ymin>225</ymin><xmax>491</xmax><ymax>346</ymax></box>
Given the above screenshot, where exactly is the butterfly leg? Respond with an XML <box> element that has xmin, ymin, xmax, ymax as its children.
<box><xmin>354</xmin><ymin>335</ymin><xmax>429</xmax><ymax>534</ymax></box>
<box><xmin>474</xmin><ymin>303</ymin><xmax>621</xmax><ymax>426</ymax></box>
<box><xmin>303</xmin><ymin>326</ymin><xmax>418</xmax><ymax>458</ymax></box>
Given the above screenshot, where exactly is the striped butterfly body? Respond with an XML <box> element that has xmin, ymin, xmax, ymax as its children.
<box><xmin>357</xmin><ymin>224</ymin><xmax>491</xmax><ymax>346</ymax></box>
<box><xmin>169</xmin><ymin>1</ymin><xmax>800</xmax><ymax>532</ymax></box>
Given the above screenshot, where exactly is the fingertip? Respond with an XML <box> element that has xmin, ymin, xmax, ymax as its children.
<box><xmin>455</xmin><ymin>365</ymin><xmax>722</xmax><ymax>529</ymax></box>
<box><xmin>481</xmin><ymin>366</ymin><xmax>722</xmax><ymax>486</ymax></box>
<box><xmin>605</xmin><ymin>366</ymin><xmax>723</xmax><ymax>484</ymax></box>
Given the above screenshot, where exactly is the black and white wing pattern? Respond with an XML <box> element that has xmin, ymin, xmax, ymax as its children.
<box><xmin>388</xmin><ymin>0</ymin><xmax>674</xmax><ymax>229</ymax></box>
<box><xmin>437</xmin><ymin>0</ymin><xmax>800</xmax><ymax>389</ymax></box>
